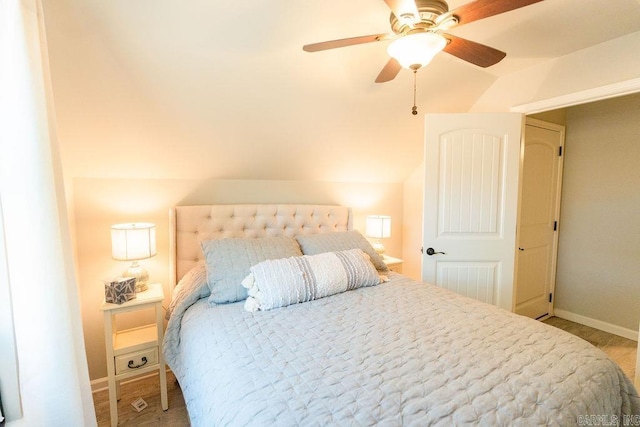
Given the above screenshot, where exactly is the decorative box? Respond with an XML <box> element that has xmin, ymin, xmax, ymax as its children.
<box><xmin>105</xmin><ymin>277</ymin><xmax>137</xmax><ymax>304</ymax></box>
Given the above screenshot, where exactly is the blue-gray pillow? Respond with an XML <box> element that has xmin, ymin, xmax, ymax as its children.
<box><xmin>295</xmin><ymin>230</ymin><xmax>388</xmax><ymax>272</ymax></box>
<box><xmin>201</xmin><ymin>236</ymin><xmax>302</xmax><ymax>304</ymax></box>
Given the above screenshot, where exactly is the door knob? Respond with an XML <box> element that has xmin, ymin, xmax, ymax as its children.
<box><xmin>425</xmin><ymin>247</ymin><xmax>445</xmax><ymax>256</ymax></box>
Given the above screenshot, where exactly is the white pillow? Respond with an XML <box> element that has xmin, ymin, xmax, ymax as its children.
<box><xmin>243</xmin><ymin>248</ymin><xmax>386</xmax><ymax>312</ymax></box>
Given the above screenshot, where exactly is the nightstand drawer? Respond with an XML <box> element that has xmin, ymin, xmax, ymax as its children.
<box><xmin>115</xmin><ymin>347</ymin><xmax>158</xmax><ymax>374</ymax></box>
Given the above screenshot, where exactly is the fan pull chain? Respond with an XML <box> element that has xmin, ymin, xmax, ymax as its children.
<box><xmin>411</xmin><ymin>69</ymin><xmax>418</xmax><ymax>116</ymax></box>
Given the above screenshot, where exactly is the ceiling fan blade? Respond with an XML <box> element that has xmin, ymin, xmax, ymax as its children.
<box><xmin>375</xmin><ymin>58</ymin><xmax>402</xmax><ymax>83</ymax></box>
<box><xmin>442</xmin><ymin>34</ymin><xmax>506</xmax><ymax>68</ymax></box>
<box><xmin>303</xmin><ymin>33</ymin><xmax>394</xmax><ymax>52</ymax></box>
<box><xmin>451</xmin><ymin>0</ymin><xmax>544</xmax><ymax>26</ymax></box>
<box><xmin>383</xmin><ymin>0</ymin><xmax>420</xmax><ymax>24</ymax></box>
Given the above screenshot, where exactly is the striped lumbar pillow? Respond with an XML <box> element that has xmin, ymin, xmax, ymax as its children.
<box><xmin>242</xmin><ymin>248</ymin><xmax>384</xmax><ymax>311</ymax></box>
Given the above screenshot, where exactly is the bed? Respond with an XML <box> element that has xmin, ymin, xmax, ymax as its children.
<box><xmin>163</xmin><ymin>204</ymin><xmax>640</xmax><ymax>426</ymax></box>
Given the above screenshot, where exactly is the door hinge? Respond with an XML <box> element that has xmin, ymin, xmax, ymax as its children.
<box><xmin>549</xmin><ymin>293</ymin><xmax>553</xmax><ymax>303</ymax></box>
<box><xmin>553</xmin><ymin>221</ymin><xmax>557</xmax><ymax>231</ymax></box>
<box><xmin>559</xmin><ymin>146</ymin><xmax>563</xmax><ymax>156</ymax></box>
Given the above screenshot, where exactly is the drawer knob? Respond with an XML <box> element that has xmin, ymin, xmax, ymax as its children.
<box><xmin>128</xmin><ymin>356</ymin><xmax>148</xmax><ymax>369</ymax></box>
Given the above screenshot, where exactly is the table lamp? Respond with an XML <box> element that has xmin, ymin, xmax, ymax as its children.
<box><xmin>366</xmin><ymin>215</ymin><xmax>391</xmax><ymax>255</ymax></box>
<box><xmin>110</xmin><ymin>222</ymin><xmax>157</xmax><ymax>292</ymax></box>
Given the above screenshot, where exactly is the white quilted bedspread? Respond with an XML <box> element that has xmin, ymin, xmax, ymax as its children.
<box><xmin>164</xmin><ymin>273</ymin><xmax>640</xmax><ymax>426</ymax></box>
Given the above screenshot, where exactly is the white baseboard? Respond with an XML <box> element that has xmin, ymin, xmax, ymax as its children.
<box><xmin>91</xmin><ymin>377</ymin><xmax>109</xmax><ymax>393</ymax></box>
<box><xmin>554</xmin><ymin>309</ymin><xmax>638</xmax><ymax>341</ymax></box>
<box><xmin>91</xmin><ymin>369</ymin><xmax>171</xmax><ymax>394</ymax></box>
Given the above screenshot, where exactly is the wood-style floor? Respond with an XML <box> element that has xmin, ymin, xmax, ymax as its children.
<box><xmin>93</xmin><ymin>317</ymin><xmax>637</xmax><ymax>426</ymax></box>
<box><xmin>542</xmin><ymin>316</ymin><xmax>637</xmax><ymax>380</ymax></box>
<box><xmin>94</xmin><ymin>370</ymin><xmax>189</xmax><ymax>427</ymax></box>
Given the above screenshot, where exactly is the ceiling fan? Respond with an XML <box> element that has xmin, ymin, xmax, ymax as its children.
<box><xmin>303</xmin><ymin>0</ymin><xmax>544</xmax><ymax>83</ymax></box>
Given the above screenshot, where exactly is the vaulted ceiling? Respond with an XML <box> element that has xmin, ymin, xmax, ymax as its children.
<box><xmin>42</xmin><ymin>0</ymin><xmax>640</xmax><ymax>183</ymax></box>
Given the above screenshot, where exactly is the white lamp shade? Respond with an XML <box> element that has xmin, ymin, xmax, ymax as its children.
<box><xmin>387</xmin><ymin>32</ymin><xmax>447</xmax><ymax>69</ymax></box>
<box><xmin>110</xmin><ymin>223</ymin><xmax>157</xmax><ymax>261</ymax></box>
<box><xmin>366</xmin><ymin>215</ymin><xmax>391</xmax><ymax>239</ymax></box>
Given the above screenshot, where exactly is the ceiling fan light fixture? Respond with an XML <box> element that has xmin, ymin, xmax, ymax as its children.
<box><xmin>387</xmin><ymin>32</ymin><xmax>447</xmax><ymax>70</ymax></box>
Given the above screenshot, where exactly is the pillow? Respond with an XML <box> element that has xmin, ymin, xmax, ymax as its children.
<box><xmin>295</xmin><ymin>230</ymin><xmax>388</xmax><ymax>272</ymax></box>
<box><xmin>201</xmin><ymin>236</ymin><xmax>303</xmax><ymax>304</ymax></box>
<box><xmin>243</xmin><ymin>248</ymin><xmax>385</xmax><ymax>312</ymax></box>
<box><xmin>166</xmin><ymin>262</ymin><xmax>210</xmax><ymax>319</ymax></box>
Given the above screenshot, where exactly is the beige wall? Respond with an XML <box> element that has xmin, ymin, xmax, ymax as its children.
<box><xmin>471</xmin><ymin>32</ymin><xmax>640</xmax><ymax>112</ymax></box>
<box><xmin>554</xmin><ymin>94</ymin><xmax>640</xmax><ymax>330</ymax></box>
<box><xmin>402</xmin><ymin>165</ymin><xmax>424</xmax><ymax>280</ymax></box>
<box><xmin>75</xmin><ymin>178</ymin><xmax>403</xmax><ymax>380</ymax></box>
<box><xmin>530</xmin><ymin>109</ymin><xmax>567</xmax><ymax>126</ymax></box>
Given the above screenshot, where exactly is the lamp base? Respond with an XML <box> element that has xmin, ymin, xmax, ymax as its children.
<box><xmin>371</xmin><ymin>241</ymin><xmax>386</xmax><ymax>255</ymax></box>
<box><xmin>135</xmin><ymin>281</ymin><xmax>148</xmax><ymax>293</ymax></box>
<box><xmin>124</xmin><ymin>261</ymin><xmax>149</xmax><ymax>293</ymax></box>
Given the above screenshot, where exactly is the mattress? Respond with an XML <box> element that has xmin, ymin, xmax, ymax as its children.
<box><xmin>164</xmin><ymin>272</ymin><xmax>640</xmax><ymax>426</ymax></box>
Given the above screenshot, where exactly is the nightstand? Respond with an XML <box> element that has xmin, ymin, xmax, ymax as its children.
<box><xmin>383</xmin><ymin>255</ymin><xmax>403</xmax><ymax>273</ymax></box>
<box><xmin>100</xmin><ymin>282</ymin><xmax>168</xmax><ymax>427</ymax></box>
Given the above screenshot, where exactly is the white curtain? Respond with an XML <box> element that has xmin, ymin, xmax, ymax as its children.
<box><xmin>0</xmin><ymin>0</ymin><xmax>96</xmax><ymax>425</ymax></box>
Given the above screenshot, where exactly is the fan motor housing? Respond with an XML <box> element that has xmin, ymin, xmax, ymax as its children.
<box><xmin>390</xmin><ymin>0</ymin><xmax>449</xmax><ymax>34</ymax></box>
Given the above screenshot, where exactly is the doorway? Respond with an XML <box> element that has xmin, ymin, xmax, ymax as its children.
<box><xmin>514</xmin><ymin>118</ymin><xmax>565</xmax><ymax>319</ymax></box>
<box><xmin>421</xmin><ymin>114</ymin><xmax>565</xmax><ymax>314</ymax></box>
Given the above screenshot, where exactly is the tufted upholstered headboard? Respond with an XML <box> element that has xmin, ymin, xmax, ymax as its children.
<box><xmin>169</xmin><ymin>204</ymin><xmax>352</xmax><ymax>294</ymax></box>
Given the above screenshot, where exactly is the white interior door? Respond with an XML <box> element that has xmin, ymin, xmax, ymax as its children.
<box><xmin>514</xmin><ymin>118</ymin><xmax>565</xmax><ymax>319</ymax></box>
<box><xmin>422</xmin><ymin>113</ymin><xmax>523</xmax><ymax>311</ymax></box>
